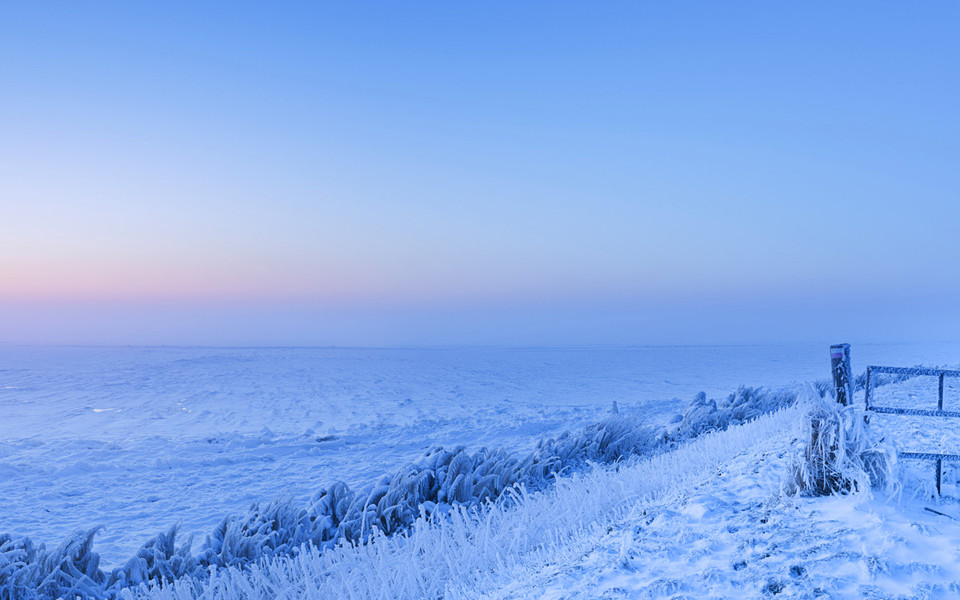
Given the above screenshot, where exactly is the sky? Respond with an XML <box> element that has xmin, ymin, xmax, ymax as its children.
<box><xmin>1</xmin><ymin>1</ymin><xmax>959</xmax><ymax>346</ymax></box>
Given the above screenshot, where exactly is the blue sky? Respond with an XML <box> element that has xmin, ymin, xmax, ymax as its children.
<box><xmin>1</xmin><ymin>2</ymin><xmax>958</xmax><ymax>345</ymax></box>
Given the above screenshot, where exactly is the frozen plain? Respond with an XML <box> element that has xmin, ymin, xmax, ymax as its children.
<box><xmin>4</xmin><ymin>342</ymin><xmax>960</xmax><ymax>598</ymax></box>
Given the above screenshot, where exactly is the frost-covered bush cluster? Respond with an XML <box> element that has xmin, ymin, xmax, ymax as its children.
<box><xmin>669</xmin><ymin>383</ymin><xmax>825</xmax><ymax>441</ymax></box>
<box><xmin>784</xmin><ymin>393</ymin><xmax>897</xmax><ymax>497</ymax></box>
<box><xmin>0</xmin><ymin>379</ymin><xmax>866</xmax><ymax>600</ymax></box>
<box><xmin>0</xmin><ymin>529</ymin><xmax>105</xmax><ymax>600</ymax></box>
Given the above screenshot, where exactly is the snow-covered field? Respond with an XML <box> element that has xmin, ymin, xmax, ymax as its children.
<box><xmin>4</xmin><ymin>342</ymin><xmax>960</xmax><ymax>598</ymax></box>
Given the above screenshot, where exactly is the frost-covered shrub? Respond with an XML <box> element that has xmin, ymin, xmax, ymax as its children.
<box><xmin>198</xmin><ymin>499</ymin><xmax>329</xmax><ymax>569</ymax></box>
<box><xmin>785</xmin><ymin>392</ymin><xmax>897</xmax><ymax>497</ymax></box>
<box><xmin>671</xmin><ymin>384</ymin><xmax>823</xmax><ymax>442</ymax></box>
<box><xmin>532</xmin><ymin>411</ymin><xmax>664</xmax><ymax>472</ymax></box>
<box><xmin>0</xmin><ymin>528</ymin><xmax>105</xmax><ymax>600</ymax></box>
<box><xmin>306</xmin><ymin>411</ymin><xmax>664</xmax><ymax>547</ymax></box>
<box><xmin>107</xmin><ymin>525</ymin><xmax>195</xmax><ymax>590</ymax></box>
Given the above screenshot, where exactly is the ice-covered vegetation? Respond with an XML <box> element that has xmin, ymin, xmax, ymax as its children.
<box><xmin>3</xmin><ymin>374</ymin><xmax>903</xmax><ymax>600</ymax></box>
<box><xmin>784</xmin><ymin>391</ymin><xmax>897</xmax><ymax>497</ymax></box>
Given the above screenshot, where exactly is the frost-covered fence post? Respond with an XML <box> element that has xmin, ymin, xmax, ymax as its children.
<box><xmin>830</xmin><ymin>343</ymin><xmax>853</xmax><ymax>406</ymax></box>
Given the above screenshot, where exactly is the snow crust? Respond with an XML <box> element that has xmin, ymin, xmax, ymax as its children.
<box><xmin>4</xmin><ymin>343</ymin><xmax>960</xmax><ymax>598</ymax></box>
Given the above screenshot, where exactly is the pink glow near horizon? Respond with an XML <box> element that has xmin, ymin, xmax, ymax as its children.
<box><xmin>2</xmin><ymin>2</ymin><xmax>959</xmax><ymax>344</ymax></box>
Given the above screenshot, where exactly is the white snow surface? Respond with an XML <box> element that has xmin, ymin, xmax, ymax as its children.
<box><xmin>4</xmin><ymin>342</ymin><xmax>960</xmax><ymax>594</ymax></box>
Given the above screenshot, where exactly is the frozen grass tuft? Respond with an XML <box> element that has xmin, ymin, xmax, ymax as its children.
<box><xmin>784</xmin><ymin>390</ymin><xmax>898</xmax><ymax>498</ymax></box>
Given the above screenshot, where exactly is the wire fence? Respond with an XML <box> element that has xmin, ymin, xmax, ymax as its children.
<box><xmin>864</xmin><ymin>365</ymin><xmax>960</xmax><ymax>494</ymax></box>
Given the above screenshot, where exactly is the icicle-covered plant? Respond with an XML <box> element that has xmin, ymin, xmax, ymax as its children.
<box><xmin>785</xmin><ymin>389</ymin><xmax>897</xmax><ymax>497</ymax></box>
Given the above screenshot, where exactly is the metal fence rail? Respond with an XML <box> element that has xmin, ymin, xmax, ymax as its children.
<box><xmin>864</xmin><ymin>365</ymin><xmax>960</xmax><ymax>494</ymax></box>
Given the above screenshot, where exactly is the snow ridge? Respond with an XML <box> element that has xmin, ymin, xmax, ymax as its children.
<box><xmin>0</xmin><ymin>383</ymin><xmax>822</xmax><ymax>600</ymax></box>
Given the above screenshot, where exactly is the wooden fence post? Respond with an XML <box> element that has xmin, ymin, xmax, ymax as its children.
<box><xmin>830</xmin><ymin>343</ymin><xmax>853</xmax><ymax>406</ymax></box>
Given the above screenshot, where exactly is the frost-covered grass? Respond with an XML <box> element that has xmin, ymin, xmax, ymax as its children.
<box><xmin>132</xmin><ymin>405</ymin><xmax>804</xmax><ymax>600</ymax></box>
<box><xmin>785</xmin><ymin>391</ymin><xmax>898</xmax><ymax>497</ymax></box>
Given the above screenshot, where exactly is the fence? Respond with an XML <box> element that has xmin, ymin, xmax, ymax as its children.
<box><xmin>864</xmin><ymin>365</ymin><xmax>960</xmax><ymax>494</ymax></box>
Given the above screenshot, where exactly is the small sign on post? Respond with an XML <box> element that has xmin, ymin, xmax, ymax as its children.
<box><xmin>830</xmin><ymin>343</ymin><xmax>853</xmax><ymax>406</ymax></box>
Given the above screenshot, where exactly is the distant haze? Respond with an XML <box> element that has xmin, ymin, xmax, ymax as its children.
<box><xmin>2</xmin><ymin>2</ymin><xmax>959</xmax><ymax>346</ymax></box>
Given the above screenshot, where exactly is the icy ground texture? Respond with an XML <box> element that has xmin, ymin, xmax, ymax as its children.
<box><xmin>1</xmin><ymin>344</ymin><xmax>715</xmax><ymax>564</ymax></box>
<box><xmin>6</xmin><ymin>342</ymin><xmax>935</xmax><ymax>564</ymax></box>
